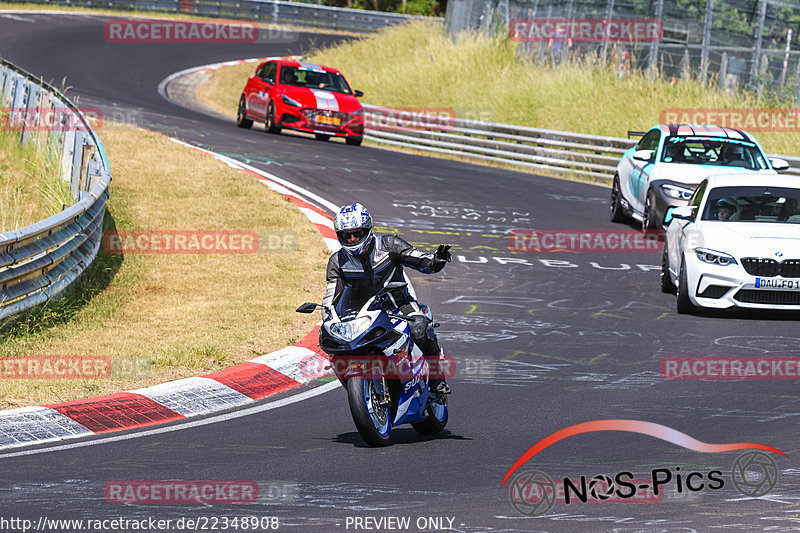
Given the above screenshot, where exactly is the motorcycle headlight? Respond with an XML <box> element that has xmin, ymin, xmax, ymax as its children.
<box><xmin>330</xmin><ymin>316</ymin><xmax>372</xmax><ymax>341</ymax></box>
<box><xmin>282</xmin><ymin>94</ymin><xmax>302</xmax><ymax>107</ymax></box>
<box><xmin>695</xmin><ymin>248</ymin><xmax>737</xmax><ymax>266</ymax></box>
<box><xmin>661</xmin><ymin>184</ymin><xmax>694</xmax><ymax>200</ymax></box>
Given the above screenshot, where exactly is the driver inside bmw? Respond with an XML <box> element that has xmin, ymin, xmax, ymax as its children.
<box><xmin>715</xmin><ymin>199</ymin><xmax>738</xmax><ymax>221</ymax></box>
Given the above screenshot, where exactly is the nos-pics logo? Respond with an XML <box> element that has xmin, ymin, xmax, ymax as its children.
<box><xmin>501</xmin><ymin>420</ymin><xmax>784</xmax><ymax>517</ymax></box>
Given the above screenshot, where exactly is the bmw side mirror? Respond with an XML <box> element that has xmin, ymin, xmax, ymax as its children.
<box><xmin>671</xmin><ymin>205</ymin><xmax>696</xmax><ymax>222</ymax></box>
<box><xmin>354</xmin><ymin>90</ymin><xmax>364</xmax><ymax>98</ymax></box>
<box><xmin>770</xmin><ymin>157</ymin><xmax>790</xmax><ymax>172</ymax></box>
<box><xmin>633</xmin><ymin>149</ymin><xmax>655</xmax><ymax>163</ymax></box>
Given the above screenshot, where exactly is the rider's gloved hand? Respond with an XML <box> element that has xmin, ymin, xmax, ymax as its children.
<box><xmin>432</xmin><ymin>244</ymin><xmax>452</xmax><ymax>272</ymax></box>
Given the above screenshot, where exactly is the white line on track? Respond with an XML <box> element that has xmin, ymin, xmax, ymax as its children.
<box><xmin>0</xmin><ymin>381</ymin><xmax>340</xmax><ymax>459</ymax></box>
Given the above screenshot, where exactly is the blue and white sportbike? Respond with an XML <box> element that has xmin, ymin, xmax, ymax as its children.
<box><xmin>296</xmin><ymin>282</ymin><xmax>448</xmax><ymax>446</ymax></box>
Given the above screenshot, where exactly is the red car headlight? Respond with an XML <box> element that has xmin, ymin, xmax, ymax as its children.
<box><xmin>282</xmin><ymin>94</ymin><xmax>302</xmax><ymax>107</ymax></box>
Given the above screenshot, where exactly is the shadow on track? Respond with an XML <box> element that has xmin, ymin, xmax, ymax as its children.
<box><xmin>331</xmin><ymin>429</ymin><xmax>470</xmax><ymax>448</ymax></box>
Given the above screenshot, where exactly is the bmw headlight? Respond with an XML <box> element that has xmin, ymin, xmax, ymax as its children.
<box><xmin>282</xmin><ymin>94</ymin><xmax>302</xmax><ymax>107</ymax></box>
<box><xmin>331</xmin><ymin>316</ymin><xmax>372</xmax><ymax>341</ymax></box>
<box><xmin>661</xmin><ymin>184</ymin><xmax>694</xmax><ymax>200</ymax></box>
<box><xmin>695</xmin><ymin>248</ymin><xmax>737</xmax><ymax>266</ymax></box>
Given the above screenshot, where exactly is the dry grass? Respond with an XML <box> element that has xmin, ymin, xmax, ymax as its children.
<box><xmin>304</xmin><ymin>21</ymin><xmax>800</xmax><ymax>156</ymax></box>
<box><xmin>196</xmin><ymin>62</ymin><xmax>258</xmax><ymax>118</ymax></box>
<box><xmin>0</xmin><ymin>122</ymin><xmax>328</xmax><ymax>408</ymax></box>
<box><xmin>196</xmin><ymin>21</ymin><xmax>800</xmax><ymax>180</ymax></box>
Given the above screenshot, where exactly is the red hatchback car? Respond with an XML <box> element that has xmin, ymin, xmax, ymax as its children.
<box><xmin>236</xmin><ymin>59</ymin><xmax>365</xmax><ymax>146</ymax></box>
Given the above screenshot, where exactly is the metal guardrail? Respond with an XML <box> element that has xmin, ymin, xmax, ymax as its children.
<box><xmin>10</xmin><ymin>0</ymin><xmax>439</xmax><ymax>33</ymax></box>
<box><xmin>0</xmin><ymin>59</ymin><xmax>111</xmax><ymax>325</ymax></box>
<box><xmin>363</xmin><ymin>104</ymin><xmax>800</xmax><ymax>181</ymax></box>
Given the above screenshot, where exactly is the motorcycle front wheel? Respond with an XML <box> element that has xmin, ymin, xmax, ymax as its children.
<box><xmin>411</xmin><ymin>394</ymin><xmax>448</xmax><ymax>435</ymax></box>
<box><xmin>346</xmin><ymin>376</ymin><xmax>392</xmax><ymax>447</ymax></box>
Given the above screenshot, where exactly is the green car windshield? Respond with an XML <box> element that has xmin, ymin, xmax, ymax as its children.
<box><xmin>661</xmin><ymin>136</ymin><xmax>769</xmax><ymax>171</ymax></box>
<box><xmin>279</xmin><ymin>66</ymin><xmax>352</xmax><ymax>94</ymax></box>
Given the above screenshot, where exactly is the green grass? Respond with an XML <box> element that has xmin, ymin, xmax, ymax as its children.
<box><xmin>304</xmin><ymin>21</ymin><xmax>800</xmax><ymax>156</ymax></box>
<box><xmin>0</xmin><ymin>127</ymin><xmax>72</xmax><ymax>233</ymax></box>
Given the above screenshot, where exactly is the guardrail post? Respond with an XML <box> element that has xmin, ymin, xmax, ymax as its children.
<box><xmin>70</xmin><ymin>131</ymin><xmax>87</xmax><ymax>199</ymax></box>
<box><xmin>0</xmin><ymin>67</ymin><xmax>10</xmax><ymax>105</ymax></box>
<box><xmin>60</xmin><ymin>121</ymin><xmax>76</xmax><ymax>186</ymax></box>
<box><xmin>718</xmin><ymin>51</ymin><xmax>728</xmax><ymax>89</ymax></box>
<box><xmin>19</xmin><ymin>82</ymin><xmax>35</xmax><ymax>145</ymax></box>
<box><xmin>87</xmin><ymin>157</ymin><xmax>104</xmax><ymax>191</ymax></box>
<box><xmin>78</xmin><ymin>141</ymin><xmax>96</xmax><ymax>192</ymax></box>
<box><xmin>10</xmin><ymin>76</ymin><xmax>26</xmax><ymax>131</ymax></box>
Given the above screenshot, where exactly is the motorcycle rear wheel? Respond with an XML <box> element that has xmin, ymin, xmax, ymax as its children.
<box><xmin>346</xmin><ymin>376</ymin><xmax>392</xmax><ymax>446</ymax></box>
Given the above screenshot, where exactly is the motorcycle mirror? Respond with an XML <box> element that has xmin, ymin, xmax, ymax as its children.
<box><xmin>296</xmin><ymin>302</ymin><xmax>319</xmax><ymax>313</ymax></box>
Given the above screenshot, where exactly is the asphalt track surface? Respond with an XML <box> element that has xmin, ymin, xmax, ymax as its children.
<box><xmin>1</xmin><ymin>12</ymin><xmax>799</xmax><ymax>533</ymax></box>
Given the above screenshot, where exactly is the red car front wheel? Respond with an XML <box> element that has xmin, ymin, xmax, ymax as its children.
<box><xmin>266</xmin><ymin>102</ymin><xmax>281</xmax><ymax>134</ymax></box>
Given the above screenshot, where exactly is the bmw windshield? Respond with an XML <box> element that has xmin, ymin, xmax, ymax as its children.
<box><xmin>702</xmin><ymin>186</ymin><xmax>800</xmax><ymax>223</ymax></box>
<box><xmin>279</xmin><ymin>66</ymin><xmax>353</xmax><ymax>94</ymax></box>
<box><xmin>661</xmin><ymin>136</ymin><xmax>769</xmax><ymax>171</ymax></box>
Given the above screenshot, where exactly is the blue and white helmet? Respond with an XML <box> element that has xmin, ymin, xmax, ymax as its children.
<box><xmin>334</xmin><ymin>203</ymin><xmax>374</xmax><ymax>256</ymax></box>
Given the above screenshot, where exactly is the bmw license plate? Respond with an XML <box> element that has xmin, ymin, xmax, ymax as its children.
<box><xmin>755</xmin><ymin>277</ymin><xmax>800</xmax><ymax>290</ymax></box>
<box><xmin>314</xmin><ymin>115</ymin><xmax>340</xmax><ymax>126</ymax></box>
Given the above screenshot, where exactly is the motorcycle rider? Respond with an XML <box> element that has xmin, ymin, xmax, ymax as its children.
<box><xmin>323</xmin><ymin>203</ymin><xmax>452</xmax><ymax>396</ymax></box>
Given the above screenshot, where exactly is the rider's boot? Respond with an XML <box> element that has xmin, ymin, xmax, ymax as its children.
<box><xmin>425</xmin><ymin>349</ymin><xmax>451</xmax><ymax>398</ymax></box>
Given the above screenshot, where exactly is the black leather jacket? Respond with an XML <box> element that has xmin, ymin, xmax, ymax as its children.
<box><xmin>322</xmin><ymin>235</ymin><xmax>445</xmax><ymax>318</ymax></box>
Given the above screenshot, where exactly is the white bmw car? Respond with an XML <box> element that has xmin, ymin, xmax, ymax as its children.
<box><xmin>662</xmin><ymin>173</ymin><xmax>800</xmax><ymax>314</ymax></box>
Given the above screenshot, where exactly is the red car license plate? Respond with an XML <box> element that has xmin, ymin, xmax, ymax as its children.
<box><xmin>314</xmin><ymin>115</ymin><xmax>340</xmax><ymax>126</ymax></box>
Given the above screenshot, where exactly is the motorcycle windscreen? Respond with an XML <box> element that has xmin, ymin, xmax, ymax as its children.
<box><xmin>334</xmin><ymin>286</ymin><xmax>376</xmax><ymax>320</ymax></box>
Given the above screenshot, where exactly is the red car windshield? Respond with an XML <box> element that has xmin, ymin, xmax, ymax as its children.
<box><xmin>279</xmin><ymin>66</ymin><xmax>352</xmax><ymax>95</ymax></box>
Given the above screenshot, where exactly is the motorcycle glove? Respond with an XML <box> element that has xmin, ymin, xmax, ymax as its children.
<box><xmin>432</xmin><ymin>244</ymin><xmax>452</xmax><ymax>271</ymax></box>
